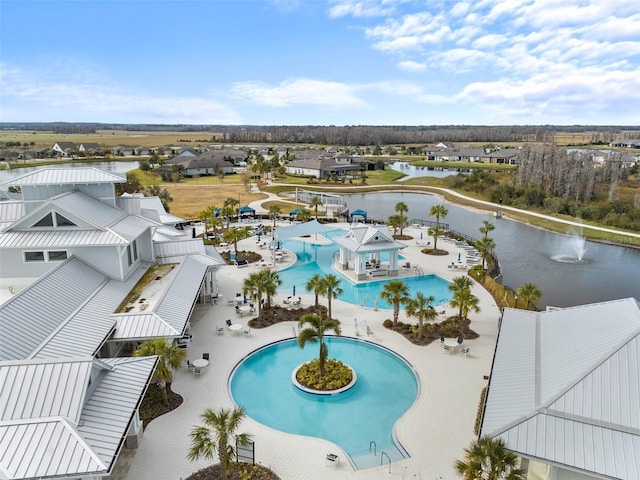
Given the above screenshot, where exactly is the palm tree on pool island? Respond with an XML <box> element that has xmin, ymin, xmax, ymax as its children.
<box><xmin>297</xmin><ymin>313</ymin><xmax>342</xmax><ymax>376</ymax></box>
<box><xmin>380</xmin><ymin>280</ymin><xmax>411</xmax><ymax>327</ymax></box>
<box><xmin>405</xmin><ymin>291</ymin><xmax>438</xmax><ymax>340</ymax></box>
<box><xmin>455</xmin><ymin>436</ymin><xmax>526</xmax><ymax>480</ymax></box>
<box><xmin>188</xmin><ymin>406</ymin><xmax>253</xmax><ymax>480</ymax></box>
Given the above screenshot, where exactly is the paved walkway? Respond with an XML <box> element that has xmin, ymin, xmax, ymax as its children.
<box><xmin>124</xmin><ymin>225</ymin><xmax>501</xmax><ymax>480</ymax></box>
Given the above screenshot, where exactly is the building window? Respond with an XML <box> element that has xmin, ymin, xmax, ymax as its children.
<box><xmin>33</xmin><ymin>213</ymin><xmax>54</xmax><ymax>227</ymax></box>
<box><xmin>47</xmin><ymin>251</ymin><xmax>68</xmax><ymax>261</ymax></box>
<box><xmin>132</xmin><ymin>240</ymin><xmax>138</xmax><ymax>261</ymax></box>
<box><xmin>25</xmin><ymin>251</ymin><xmax>45</xmax><ymax>262</ymax></box>
<box><xmin>55</xmin><ymin>213</ymin><xmax>75</xmax><ymax>227</ymax></box>
<box><xmin>127</xmin><ymin>245</ymin><xmax>133</xmax><ymax>266</ymax></box>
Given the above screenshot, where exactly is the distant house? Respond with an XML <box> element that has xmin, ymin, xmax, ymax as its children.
<box><xmin>160</xmin><ymin>150</ymin><xmax>239</xmax><ymax>177</ymax></box>
<box><xmin>609</xmin><ymin>139</ymin><xmax>640</xmax><ymax>149</ymax></box>
<box><xmin>285</xmin><ymin>152</ymin><xmax>364</xmax><ymax>179</ymax></box>
<box><xmin>51</xmin><ymin>141</ymin><xmax>77</xmax><ymax>157</ymax></box>
<box><xmin>481</xmin><ymin>298</ymin><xmax>640</xmax><ymax>480</ymax></box>
<box><xmin>78</xmin><ymin>142</ymin><xmax>101</xmax><ymax>154</ymax></box>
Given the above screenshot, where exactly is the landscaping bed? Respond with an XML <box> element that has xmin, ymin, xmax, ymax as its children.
<box><xmin>185</xmin><ymin>462</ymin><xmax>281</xmax><ymax>480</ymax></box>
<box><xmin>248</xmin><ymin>304</ymin><xmax>327</xmax><ymax>328</ymax></box>
<box><xmin>139</xmin><ymin>383</ymin><xmax>184</xmax><ymax>428</ymax></box>
<box><xmin>383</xmin><ymin>316</ymin><xmax>479</xmax><ymax>346</ymax></box>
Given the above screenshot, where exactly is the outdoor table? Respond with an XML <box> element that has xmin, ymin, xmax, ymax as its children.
<box><xmin>237</xmin><ymin>305</ymin><xmax>253</xmax><ymax>317</ymax></box>
<box><xmin>444</xmin><ymin>339</ymin><xmax>460</xmax><ymax>353</ymax></box>
<box><xmin>192</xmin><ymin>358</ymin><xmax>209</xmax><ymax>375</ymax></box>
<box><xmin>229</xmin><ymin>324</ymin><xmax>243</xmax><ymax>335</ymax></box>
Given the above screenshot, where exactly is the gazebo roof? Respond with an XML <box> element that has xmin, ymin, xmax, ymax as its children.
<box><xmin>333</xmin><ymin>224</ymin><xmax>406</xmax><ymax>253</ymax></box>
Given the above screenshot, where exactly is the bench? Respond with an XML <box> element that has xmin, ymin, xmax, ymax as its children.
<box><xmin>234</xmin><ymin>260</ymin><xmax>249</xmax><ymax>268</ymax></box>
<box><xmin>368</xmin><ymin>269</ymin><xmax>387</xmax><ymax>277</ymax></box>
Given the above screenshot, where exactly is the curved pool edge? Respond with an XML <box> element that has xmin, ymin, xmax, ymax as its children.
<box><xmin>227</xmin><ymin>335</ymin><xmax>420</xmax><ymax>470</ymax></box>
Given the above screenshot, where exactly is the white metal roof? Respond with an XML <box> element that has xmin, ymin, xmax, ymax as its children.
<box><xmin>112</xmin><ymin>255</ymin><xmax>217</xmax><ymax>340</ymax></box>
<box><xmin>2</xmin><ymin>168</ymin><xmax>126</xmax><ymax>186</ymax></box>
<box><xmin>0</xmin><ymin>257</ymin><xmax>109</xmax><ymax>361</ymax></box>
<box><xmin>482</xmin><ymin>297</ymin><xmax>640</xmax><ymax>480</ymax></box>
<box><xmin>117</xmin><ymin>194</ymin><xmax>184</xmax><ymax>225</ymax></box>
<box><xmin>333</xmin><ymin>224</ymin><xmax>407</xmax><ymax>253</ymax></box>
<box><xmin>0</xmin><ymin>355</ymin><xmax>157</xmax><ymax>479</ymax></box>
<box><xmin>0</xmin><ymin>228</ymin><xmax>128</xmax><ymax>247</ymax></box>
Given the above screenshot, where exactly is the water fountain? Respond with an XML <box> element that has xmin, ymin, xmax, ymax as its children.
<box><xmin>551</xmin><ymin>232</ymin><xmax>588</xmax><ymax>264</ymax></box>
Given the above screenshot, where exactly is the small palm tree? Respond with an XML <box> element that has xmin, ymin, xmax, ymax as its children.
<box><xmin>516</xmin><ymin>282</ymin><xmax>542</xmax><ymax>310</ymax></box>
<box><xmin>267</xmin><ymin>204</ymin><xmax>281</xmax><ymax>232</ymax></box>
<box><xmin>448</xmin><ymin>275</ymin><xmax>475</xmax><ymax>324</ymax></box>
<box><xmin>450</xmin><ymin>288</ymin><xmax>480</xmax><ymax>334</ymax></box>
<box><xmin>296</xmin><ymin>208</ymin><xmax>312</xmax><ymax>222</ymax></box>
<box><xmin>134</xmin><ymin>338</ymin><xmax>186</xmax><ymax>405</ymax></box>
<box><xmin>387</xmin><ymin>214</ymin><xmax>404</xmax><ymax>236</ymax></box>
<box><xmin>297</xmin><ymin>313</ymin><xmax>341</xmax><ymax>376</ymax></box>
<box><xmin>480</xmin><ymin>220</ymin><xmax>495</xmax><ymax>240</ymax></box>
<box><xmin>223</xmin><ymin>226</ymin><xmax>251</xmax><ymax>258</ymax></box>
<box><xmin>429</xmin><ymin>204</ymin><xmax>448</xmax><ymax>250</ymax></box>
<box><xmin>380</xmin><ymin>280</ymin><xmax>411</xmax><ymax>327</ymax></box>
<box><xmin>309</xmin><ymin>195</ymin><xmax>323</xmax><ymax>220</ymax></box>
<box><xmin>474</xmin><ymin>236</ymin><xmax>496</xmax><ymax>273</ymax></box>
<box><xmin>188</xmin><ymin>407</ymin><xmax>253</xmax><ymax>480</ymax></box>
<box><xmin>395</xmin><ymin>201</ymin><xmax>409</xmax><ymax>236</ymax></box>
<box><xmin>455</xmin><ymin>436</ymin><xmax>526</xmax><ymax>480</ymax></box>
<box><xmin>320</xmin><ymin>274</ymin><xmax>343</xmax><ymax>321</ymax></box>
<box><xmin>405</xmin><ymin>292</ymin><xmax>437</xmax><ymax>339</ymax></box>
<box><xmin>305</xmin><ymin>273</ymin><xmax>324</xmax><ymax>307</ymax></box>
<box><xmin>260</xmin><ymin>268</ymin><xmax>281</xmax><ymax>308</ymax></box>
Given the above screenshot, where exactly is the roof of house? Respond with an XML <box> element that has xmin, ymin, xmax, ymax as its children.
<box><xmin>2</xmin><ymin>167</ymin><xmax>125</xmax><ymax>186</ymax></box>
<box><xmin>0</xmin><ymin>355</ymin><xmax>157</xmax><ymax>479</ymax></box>
<box><xmin>333</xmin><ymin>224</ymin><xmax>407</xmax><ymax>253</ymax></box>
<box><xmin>481</xmin><ymin>297</ymin><xmax>640</xmax><ymax>480</ymax></box>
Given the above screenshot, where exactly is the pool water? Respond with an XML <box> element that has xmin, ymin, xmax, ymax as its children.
<box><xmin>229</xmin><ymin>337</ymin><xmax>419</xmax><ymax>469</ymax></box>
<box><xmin>277</xmin><ymin>231</ymin><xmax>451</xmax><ymax>309</ymax></box>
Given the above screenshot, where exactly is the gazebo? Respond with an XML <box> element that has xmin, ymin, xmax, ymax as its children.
<box><xmin>333</xmin><ymin>224</ymin><xmax>407</xmax><ymax>280</ymax></box>
<box><xmin>349</xmin><ymin>209</ymin><xmax>367</xmax><ymax>222</ymax></box>
<box><xmin>238</xmin><ymin>206</ymin><xmax>255</xmax><ymax>217</ymax></box>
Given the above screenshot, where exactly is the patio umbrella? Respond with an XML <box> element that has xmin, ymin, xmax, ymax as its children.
<box><xmin>420</xmin><ymin>232</ymin><xmax>423</xmax><ymax>240</ymax></box>
<box><xmin>458</xmin><ymin>253</ymin><xmax>461</xmax><ymax>262</ymax></box>
<box><xmin>293</xmin><ymin>285</ymin><xmax>296</xmax><ymax>296</ymax></box>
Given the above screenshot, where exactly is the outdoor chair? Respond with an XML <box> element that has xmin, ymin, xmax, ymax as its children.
<box><xmin>326</xmin><ymin>453</ymin><xmax>339</xmax><ymax>467</ymax></box>
<box><xmin>243</xmin><ymin>328</ymin><xmax>251</xmax><ymax>337</ymax></box>
<box><xmin>202</xmin><ymin>353</ymin><xmax>210</xmax><ymax>361</ymax></box>
<box><xmin>226</xmin><ymin>319</ymin><xmax>233</xmax><ymax>327</ymax></box>
<box><xmin>457</xmin><ymin>335</ymin><xmax>464</xmax><ymax>344</ymax></box>
<box><xmin>216</xmin><ymin>326</ymin><xmax>225</xmax><ymax>335</ymax></box>
<box><xmin>440</xmin><ymin>336</ymin><xmax>445</xmax><ymax>348</ymax></box>
<box><xmin>460</xmin><ymin>346</ymin><xmax>470</xmax><ymax>357</ymax></box>
<box><xmin>186</xmin><ymin>360</ymin><xmax>194</xmax><ymax>371</ymax></box>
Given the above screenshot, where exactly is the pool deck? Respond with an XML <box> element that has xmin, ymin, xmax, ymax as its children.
<box><xmin>123</xmin><ymin>224</ymin><xmax>501</xmax><ymax>480</ymax></box>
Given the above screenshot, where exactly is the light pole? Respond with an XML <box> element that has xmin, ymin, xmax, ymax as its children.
<box><xmin>514</xmin><ymin>294</ymin><xmax>518</xmax><ymax>308</ymax></box>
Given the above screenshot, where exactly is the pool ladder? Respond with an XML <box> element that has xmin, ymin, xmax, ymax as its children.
<box><xmin>369</xmin><ymin>441</ymin><xmax>391</xmax><ymax>474</ymax></box>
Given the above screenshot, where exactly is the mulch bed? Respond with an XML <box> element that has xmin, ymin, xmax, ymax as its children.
<box><xmin>139</xmin><ymin>383</ymin><xmax>184</xmax><ymax>428</ymax></box>
<box><xmin>185</xmin><ymin>463</ymin><xmax>281</xmax><ymax>480</ymax></box>
<box><xmin>248</xmin><ymin>304</ymin><xmax>327</xmax><ymax>328</ymax></box>
<box><xmin>220</xmin><ymin>250</ymin><xmax>262</xmax><ymax>265</ymax></box>
<box><xmin>384</xmin><ymin>316</ymin><xmax>479</xmax><ymax>346</ymax></box>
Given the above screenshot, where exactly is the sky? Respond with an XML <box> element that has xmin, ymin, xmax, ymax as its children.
<box><xmin>1</xmin><ymin>0</ymin><xmax>639</xmax><ymax>126</ymax></box>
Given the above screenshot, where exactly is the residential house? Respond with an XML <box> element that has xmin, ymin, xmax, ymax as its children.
<box><xmin>609</xmin><ymin>139</ymin><xmax>640</xmax><ymax>149</ymax></box>
<box><xmin>78</xmin><ymin>142</ymin><xmax>102</xmax><ymax>154</ymax></box>
<box><xmin>51</xmin><ymin>141</ymin><xmax>78</xmax><ymax>157</ymax></box>
<box><xmin>480</xmin><ymin>298</ymin><xmax>640</xmax><ymax>480</ymax></box>
<box><xmin>285</xmin><ymin>151</ymin><xmax>364</xmax><ymax>179</ymax></box>
<box><xmin>0</xmin><ymin>167</ymin><xmax>226</xmax><ymax>479</ymax></box>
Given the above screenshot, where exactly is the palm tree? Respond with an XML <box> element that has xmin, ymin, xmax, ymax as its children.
<box><xmin>297</xmin><ymin>313</ymin><xmax>341</xmax><ymax>376</ymax></box>
<box><xmin>134</xmin><ymin>338</ymin><xmax>186</xmax><ymax>405</ymax></box>
<box><xmin>474</xmin><ymin>236</ymin><xmax>496</xmax><ymax>272</ymax></box>
<box><xmin>296</xmin><ymin>208</ymin><xmax>312</xmax><ymax>223</ymax></box>
<box><xmin>305</xmin><ymin>273</ymin><xmax>324</xmax><ymax>307</ymax></box>
<box><xmin>380</xmin><ymin>280</ymin><xmax>411</xmax><ymax>327</ymax></box>
<box><xmin>450</xmin><ymin>288</ymin><xmax>480</xmax><ymax>334</ymax></box>
<box><xmin>480</xmin><ymin>220</ymin><xmax>495</xmax><ymax>240</ymax></box>
<box><xmin>429</xmin><ymin>204</ymin><xmax>448</xmax><ymax>250</ymax></box>
<box><xmin>243</xmin><ymin>272</ymin><xmax>263</xmax><ymax>315</ymax></box>
<box><xmin>223</xmin><ymin>226</ymin><xmax>251</xmax><ymax>258</ymax></box>
<box><xmin>387</xmin><ymin>214</ymin><xmax>404</xmax><ymax>236</ymax></box>
<box><xmin>320</xmin><ymin>274</ymin><xmax>342</xmax><ymax>321</ymax></box>
<box><xmin>260</xmin><ymin>268</ymin><xmax>281</xmax><ymax>308</ymax></box>
<box><xmin>405</xmin><ymin>292</ymin><xmax>437</xmax><ymax>339</ymax></box>
<box><xmin>188</xmin><ymin>406</ymin><xmax>253</xmax><ymax>480</ymax></box>
<box><xmin>455</xmin><ymin>436</ymin><xmax>526</xmax><ymax>480</ymax></box>
<box><xmin>309</xmin><ymin>195</ymin><xmax>323</xmax><ymax>220</ymax></box>
<box><xmin>448</xmin><ymin>276</ymin><xmax>474</xmax><ymax>320</ymax></box>
<box><xmin>224</xmin><ymin>196</ymin><xmax>240</xmax><ymax>219</ymax></box>
<box><xmin>395</xmin><ymin>201</ymin><xmax>409</xmax><ymax>236</ymax></box>
<box><xmin>516</xmin><ymin>282</ymin><xmax>542</xmax><ymax>310</ymax></box>
<box><xmin>220</xmin><ymin>205</ymin><xmax>235</xmax><ymax>229</ymax></box>
<box><xmin>267</xmin><ymin>204</ymin><xmax>281</xmax><ymax>233</ymax></box>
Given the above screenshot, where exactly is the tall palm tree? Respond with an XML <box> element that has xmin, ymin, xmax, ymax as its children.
<box><xmin>305</xmin><ymin>273</ymin><xmax>324</xmax><ymax>307</ymax></box>
<box><xmin>309</xmin><ymin>195</ymin><xmax>323</xmax><ymax>220</ymax></box>
<box><xmin>380</xmin><ymin>280</ymin><xmax>411</xmax><ymax>327</ymax></box>
<box><xmin>448</xmin><ymin>276</ymin><xmax>474</xmax><ymax>321</ymax></box>
<box><xmin>429</xmin><ymin>204</ymin><xmax>448</xmax><ymax>250</ymax></box>
<box><xmin>474</xmin><ymin>236</ymin><xmax>496</xmax><ymax>272</ymax></box>
<box><xmin>320</xmin><ymin>274</ymin><xmax>342</xmax><ymax>321</ymax></box>
<box><xmin>516</xmin><ymin>283</ymin><xmax>542</xmax><ymax>310</ymax></box>
<box><xmin>134</xmin><ymin>338</ymin><xmax>186</xmax><ymax>405</ymax></box>
<box><xmin>223</xmin><ymin>226</ymin><xmax>251</xmax><ymax>258</ymax></box>
<box><xmin>297</xmin><ymin>313</ymin><xmax>341</xmax><ymax>376</ymax></box>
<box><xmin>455</xmin><ymin>436</ymin><xmax>526</xmax><ymax>480</ymax></box>
<box><xmin>220</xmin><ymin>205</ymin><xmax>235</xmax><ymax>229</ymax></box>
<box><xmin>296</xmin><ymin>208</ymin><xmax>312</xmax><ymax>222</ymax></box>
<box><xmin>224</xmin><ymin>196</ymin><xmax>240</xmax><ymax>218</ymax></box>
<box><xmin>405</xmin><ymin>292</ymin><xmax>437</xmax><ymax>339</ymax></box>
<box><xmin>188</xmin><ymin>406</ymin><xmax>253</xmax><ymax>480</ymax></box>
<box><xmin>395</xmin><ymin>201</ymin><xmax>409</xmax><ymax>236</ymax></box>
<box><xmin>451</xmin><ymin>288</ymin><xmax>480</xmax><ymax>334</ymax></box>
<box><xmin>387</xmin><ymin>214</ymin><xmax>404</xmax><ymax>236</ymax></box>
<box><xmin>267</xmin><ymin>204</ymin><xmax>281</xmax><ymax>233</ymax></box>
<box><xmin>243</xmin><ymin>272</ymin><xmax>263</xmax><ymax>315</ymax></box>
<box><xmin>260</xmin><ymin>268</ymin><xmax>281</xmax><ymax>308</ymax></box>
<box><xmin>480</xmin><ymin>220</ymin><xmax>495</xmax><ymax>240</ymax></box>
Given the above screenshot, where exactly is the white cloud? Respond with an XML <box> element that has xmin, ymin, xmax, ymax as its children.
<box><xmin>0</xmin><ymin>63</ymin><xmax>241</xmax><ymax>124</ymax></box>
<box><xmin>328</xmin><ymin>0</ymin><xmax>397</xmax><ymax>18</ymax></box>
<box><xmin>231</xmin><ymin>78</ymin><xmax>366</xmax><ymax>108</ymax></box>
<box><xmin>397</xmin><ymin>60</ymin><xmax>426</xmax><ymax>71</ymax></box>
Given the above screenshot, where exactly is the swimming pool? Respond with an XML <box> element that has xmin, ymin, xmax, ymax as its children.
<box><xmin>229</xmin><ymin>337</ymin><xmax>419</xmax><ymax>469</ymax></box>
<box><xmin>276</xmin><ymin>230</ymin><xmax>451</xmax><ymax>309</ymax></box>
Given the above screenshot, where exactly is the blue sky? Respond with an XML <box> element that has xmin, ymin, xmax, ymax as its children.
<box><xmin>1</xmin><ymin>0</ymin><xmax>639</xmax><ymax>125</ymax></box>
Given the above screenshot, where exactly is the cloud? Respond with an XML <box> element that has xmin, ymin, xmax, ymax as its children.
<box><xmin>0</xmin><ymin>63</ymin><xmax>241</xmax><ymax>124</ymax></box>
<box><xmin>231</xmin><ymin>78</ymin><xmax>366</xmax><ymax>108</ymax></box>
<box><xmin>396</xmin><ymin>60</ymin><xmax>426</xmax><ymax>71</ymax></box>
<box><xmin>328</xmin><ymin>0</ymin><xmax>398</xmax><ymax>18</ymax></box>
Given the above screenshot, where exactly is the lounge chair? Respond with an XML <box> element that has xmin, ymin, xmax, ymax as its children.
<box><xmin>226</xmin><ymin>319</ymin><xmax>233</xmax><ymax>327</ymax></box>
<box><xmin>326</xmin><ymin>453</ymin><xmax>339</xmax><ymax>467</ymax></box>
<box><xmin>202</xmin><ymin>353</ymin><xmax>210</xmax><ymax>361</ymax></box>
<box><xmin>216</xmin><ymin>325</ymin><xmax>225</xmax><ymax>335</ymax></box>
<box><xmin>186</xmin><ymin>360</ymin><xmax>194</xmax><ymax>371</ymax></box>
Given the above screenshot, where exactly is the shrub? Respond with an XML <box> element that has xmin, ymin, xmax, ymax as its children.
<box><xmin>296</xmin><ymin>358</ymin><xmax>353</xmax><ymax>391</ymax></box>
